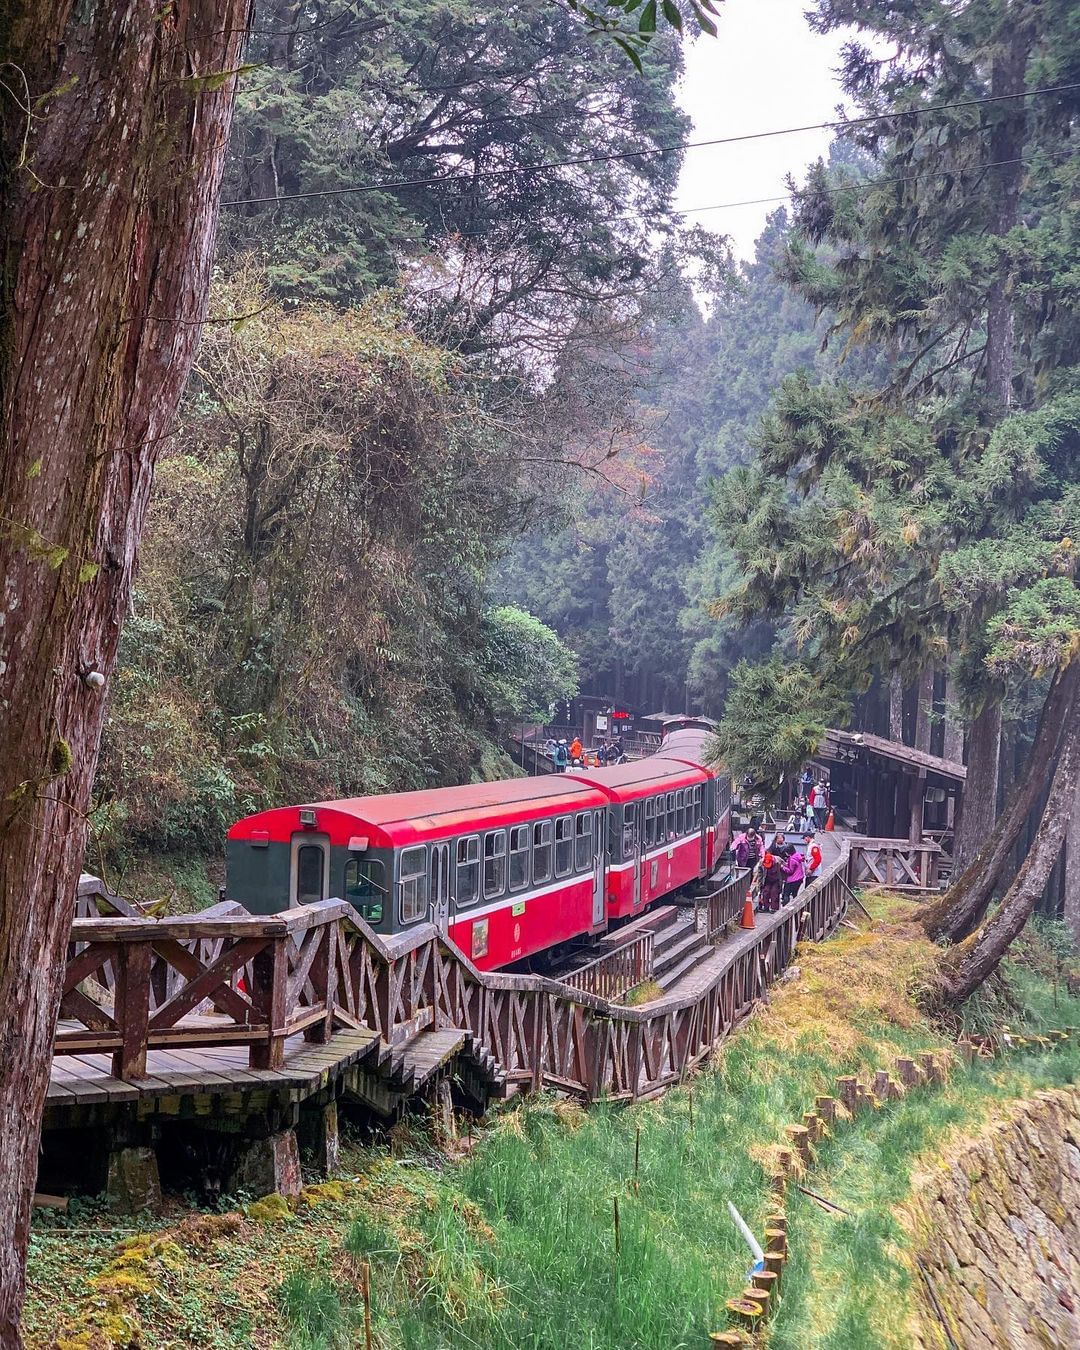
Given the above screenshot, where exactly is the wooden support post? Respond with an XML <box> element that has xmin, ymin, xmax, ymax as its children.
<box><xmin>919</xmin><ymin>1052</ymin><xmax>940</xmax><ymax>1084</ymax></box>
<box><xmin>708</xmin><ymin>1333</ymin><xmax>747</xmax><ymax>1347</ymax></box>
<box><xmin>763</xmin><ymin>1227</ymin><xmax>787</xmax><ymax>1258</ymax></box>
<box><xmin>802</xmin><ymin>1111</ymin><xmax>823</xmax><ymax>1142</ymax></box>
<box><xmin>815</xmin><ymin>1095</ymin><xmax>838</xmax><ymax>1125</ymax></box>
<box><xmin>776</xmin><ymin>1147</ymin><xmax>796</xmax><ymax>1178</ymax></box>
<box><xmin>855</xmin><ymin>1083</ymin><xmax>874</xmax><ymax>1112</ymax></box>
<box><xmin>251</xmin><ymin>937</ymin><xmax>287</xmax><ymax>1069</ymax></box>
<box><xmin>742</xmin><ymin>1287</ymin><xmax>771</xmax><ymax>1320</ymax></box>
<box><xmin>895</xmin><ymin>1057</ymin><xmax>923</xmax><ymax>1089</ymax></box>
<box><xmin>111</xmin><ymin>940</ymin><xmax>152</xmax><ymax>1079</ymax></box>
<box><xmin>764</xmin><ymin>1212</ymin><xmax>787</xmax><ymax>1235</ymax></box>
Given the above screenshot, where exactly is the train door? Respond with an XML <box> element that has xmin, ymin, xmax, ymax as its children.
<box><xmin>430</xmin><ymin>841</ymin><xmax>451</xmax><ymax>933</ymax></box>
<box><xmin>591</xmin><ymin>808</ymin><xmax>605</xmax><ymax>927</ymax></box>
<box><xmin>289</xmin><ymin>832</ymin><xmax>330</xmax><ymax>907</ymax></box>
<box><xmin>632</xmin><ymin>802</ymin><xmax>643</xmax><ymax>908</ymax></box>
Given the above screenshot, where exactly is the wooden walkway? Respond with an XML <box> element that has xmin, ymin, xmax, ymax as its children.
<box><xmin>47</xmin><ymin>836</ymin><xmax>940</xmax><ymax>1132</ymax></box>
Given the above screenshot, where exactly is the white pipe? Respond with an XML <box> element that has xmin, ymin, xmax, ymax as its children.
<box><xmin>727</xmin><ymin>1201</ymin><xmax>765</xmax><ymax>1263</ymax></box>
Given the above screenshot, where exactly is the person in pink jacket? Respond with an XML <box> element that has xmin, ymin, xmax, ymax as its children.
<box><xmin>781</xmin><ymin>847</ymin><xmax>805</xmax><ymax>904</ymax></box>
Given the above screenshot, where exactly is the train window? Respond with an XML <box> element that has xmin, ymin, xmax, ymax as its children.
<box><xmin>484</xmin><ymin>830</ymin><xmax>507</xmax><ymax>899</ymax></box>
<box><xmin>456</xmin><ymin>836</ymin><xmax>480</xmax><ymax>906</ymax></box>
<box><xmin>575</xmin><ymin>813</ymin><xmax>592</xmax><ymax>871</ymax></box>
<box><xmin>555</xmin><ymin>816</ymin><xmax>574</xmax><ymax>877</ymax></box>
<box><xmin>509</xmin><ymin>825</ymin><xmax>530</xmax><ymax>892</ymax></box>
<box><xmin>533</xmin><ymin>820</ymin><xmax>553</xmax><ymax>884</ymax></box>
<box><xmin>622</xmin><ymin>804</ymin><xmax>636</xmax><ymax>860</ymax></box>
<box><xmin>667</xmin><ymin>792</ymin><xmax>677</xmax><ymax>840</ymax></box>
<box><xmin>399</xmin><ymin>846</ymin><xmax>428</xmax><ymax>924</ymax></box>
<box><xmin>644</xmin><ymin>798</ymin><xmax>655</xmax><ymax>849</ymax></box>
<box><xmin>679</xmin><ymin>790</ymin><xmax>688</xmax><ymax>835</ymax></box>
<box><xmin>344</xmin><ymin>858</ymin><xmax>385</xmax><ymax>924</ymax></box>
<box><xmin>693</xmin><ymin>786</ymin><xmax>702</xmax><ymax>828</ymax></box>
<box><xmin>295</xmin><ymin>844</ymin><xmax>326</xmax><ymax>905</ymax></box>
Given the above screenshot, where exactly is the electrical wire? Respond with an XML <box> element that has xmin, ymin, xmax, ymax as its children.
<box><xmin>429</xmin><ymin>148</ymin><xmax>1072</xmax><ymax>243</ymax></box>
<box><xmin>220</xmin><ymin>81</ymin><xmax>1079</xmax><ymax>208</ymax></box>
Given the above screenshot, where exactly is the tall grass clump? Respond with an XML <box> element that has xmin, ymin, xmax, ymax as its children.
<box><xmin>314</xmin><ymin>897</ymin><xmax>1080</xmax><ymax>1349</ymax></box>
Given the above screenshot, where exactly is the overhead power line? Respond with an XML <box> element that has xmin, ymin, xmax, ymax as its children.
<box><xmin>220</xmin><ymin>81</ymin><xmax>1079</xmax><ymax>209</ymax></box>
<box><xmin>444</xmin><ymin>150</ymin><xmax>1070</xmax><ymax>242</ymax></box>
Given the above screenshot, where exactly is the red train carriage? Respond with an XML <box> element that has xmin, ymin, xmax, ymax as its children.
<box><xmin>568</xmin><ymin>757</ymin><xmax>714</xmax><ymax>920</ymax></box>
<box><xmin>226</xmin><ymin>734</ymin><xmax>733</xmax><ymax>974</ymax></box>
<box><xmin>654</xmin><ymin>724</ymin><xmax>732</xmax><ymax>871</ymax></box>
<box><xmin>227</xmin><ymin>777</ymin><xmax>611</xmax><ymax>971</ymax></box>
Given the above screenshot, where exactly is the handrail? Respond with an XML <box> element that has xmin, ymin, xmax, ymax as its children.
<box><xmin>57</xmin><ymin>844</ymin><xmax>856</xmax><ymax>1099</ymax></box>
<box><xmin>560</xmin><ymin>930</ymin><xmax>655</xmax><ymax>1002</ymax></box>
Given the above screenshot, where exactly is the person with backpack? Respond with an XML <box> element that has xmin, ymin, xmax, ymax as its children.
<box><xmin>553</xmin><ymin>740</ymin><xmax>569</xmax><ymax>773</ymax></box>
<box><xmin>733</xmin><ymin>825</ymin><xmax>765</xmax><ymax>869</ymax></box>
<box><xmin>781</xmin><ymin>847</ymin><xmax>805</xmax><ymax>904</ymax></box>
<box><xmin>758</xmin><ymin>851</ymin><xmax>784</xmax><ymax>913</ymax></box>
<box><xmin>813</xmin><ymin>781</ymin><xmax>829</xmax><ymax>830</ymax></box>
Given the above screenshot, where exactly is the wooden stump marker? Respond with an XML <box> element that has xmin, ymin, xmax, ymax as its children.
<box><xmin>763</xmin><ymin>1227</ymin><xmax>787</xmax><ymax>1258</ymax></box>
<box><xmin>725</xmin><ymin>1297</ymin><xmax>763</xmax><ymax>1332</ymax></box>
<box><xmin>742</xmin><ymin>1286</ymin><xmax>771</xmax><ymax>1320</ymax></box>
<box><xmin>836</xmin><ymin>1075</ymin><xmax>859</xmax><ymax>1114</ymax></box>
<box><xmin>763</xmin><ymin>1248</ymin><xmax>786</xmax><ymax>1287</ymax></box>
<box><xmin>785</xmin><ymin>1123</ymin><xmax>812</xmax><ymax>1167</ymax></box>
<box><xmin>815</xmin><ymin>1095</ymin><xmax>838</xmax><ymax>1125</ymax></box>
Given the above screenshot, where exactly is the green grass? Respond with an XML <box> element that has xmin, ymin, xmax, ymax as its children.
<box><xmin>25</xmin><ymin>897</ymin><xmax>1080</xmax><ymax>1349</ymax></box>
<box><xmin>274</xmin><ymin>900</ymin><xmax>1080</xmax><ymax>1350</ymax></box>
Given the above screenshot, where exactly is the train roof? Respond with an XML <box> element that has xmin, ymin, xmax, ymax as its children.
<box><xmin>228</xmin><ymin>775</ymin><xmax>611</xmax><ymax>849</ymax></box>
<box><xmin>656</xmin><ymin>727</ymin><xmax>716</xmax><ymax>763</ymax></box>
<box><xmin>569</xmin><ymin>755</ymin><xmax>709</xmax><ymax>801</ymax></box>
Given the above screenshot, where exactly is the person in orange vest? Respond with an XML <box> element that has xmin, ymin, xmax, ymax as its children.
<box><xmin>569</xmin><ymin>735</ymin><xmax>583</xmax><ymax>763</ymax></box>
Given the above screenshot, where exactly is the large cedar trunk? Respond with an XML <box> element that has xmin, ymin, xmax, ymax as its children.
<box><xmin>952</xmin><ymin>700</ymin><xmax>1002</xmax><ymax>875</ymax></box>
<box><xmin>921</xmin><ymin>663</ymin><xmax>1079</xmax><ymax>942</ymax></box>
<box><xmin>0</xmin><ymin>4</ymin><xmax>248</xmax><ymax>1340</ymax></box>
<box><xmin>940</xmin><ymin>691</ymin><xmax>1080</xmax><ymax>1006</ymax></box>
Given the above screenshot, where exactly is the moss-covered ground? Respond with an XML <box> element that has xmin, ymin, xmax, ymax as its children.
<box><xmin>23</xmin><ymin>896</ymin><xmax>1080</xmax><ymax>1348</ymax></box>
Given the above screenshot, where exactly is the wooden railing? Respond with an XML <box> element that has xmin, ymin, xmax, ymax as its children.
<box><xmin>699</xmin><ymin>868</ymin><xmax>751</xmax><ymax>941</ymax></box>
<box><xmin>57</xmin><ymin>840</ymin><xmax>855</xmax><ymax>1101</ymax></box>
<box><xmin>848</xmin><ymin>838</ymin><xmax>942</xmax><ymax>890</ymax></box>
<box><xmin>560</xmin><ymin>930</ymin><xmax>655</xmax><ymax>1002</ymax></box>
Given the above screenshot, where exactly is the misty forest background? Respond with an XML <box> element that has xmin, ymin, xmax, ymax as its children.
<box><xmin>93</xmin><ymin>0</ymin><xmax>1079</xmax><ymax>936</ymax></box>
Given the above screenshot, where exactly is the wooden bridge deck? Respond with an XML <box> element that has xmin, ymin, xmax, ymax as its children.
<box><xmin>47</xmin><ymin>1024</ymin><xmax>381</xmax><ymax>1108</ymax></box>
<box><xmin>46</xmin><ymin>835</ymin><xmax>940</xmax><ymax>1131</ymax></box>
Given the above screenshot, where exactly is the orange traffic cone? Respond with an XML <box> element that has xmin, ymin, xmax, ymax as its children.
<box><xmin>740</xmin><ymin>893</ymin><xmax>756</xmax><ymax>929</ymax></box>
<box><xmin>824</xmin><ymin>808</ymin><xmax>835</xmax><ymax>831</ymax></box>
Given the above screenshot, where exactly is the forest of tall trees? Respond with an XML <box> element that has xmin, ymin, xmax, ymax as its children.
<box><xmin>1</xmin><ymin>0</ymin><xmax>1078</xmax><ymax>1339</ymax></box>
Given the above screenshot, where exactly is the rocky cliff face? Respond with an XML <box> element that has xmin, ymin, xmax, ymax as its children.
<box><xmin>908</xmin><ymin>1087</ymin><xmax>1080</xmax><ymax>1349</ymax></box>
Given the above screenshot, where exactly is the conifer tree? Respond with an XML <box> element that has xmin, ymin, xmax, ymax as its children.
<box><xmin>714</xmin><ymin>0</ymin><xmax>1080</xmax><ymax>997</ymax></box>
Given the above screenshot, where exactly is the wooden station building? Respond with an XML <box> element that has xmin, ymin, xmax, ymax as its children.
<box><xmin>814</xmin><ymin>729</ymin><xmax>966</xmax><ymax>849</ymax></box>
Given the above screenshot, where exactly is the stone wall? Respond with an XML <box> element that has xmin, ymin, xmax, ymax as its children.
<box><xmin>908</xmin><ymin>1086</ymin><xmax>1080</xmax><ymax>1349</ymax></box>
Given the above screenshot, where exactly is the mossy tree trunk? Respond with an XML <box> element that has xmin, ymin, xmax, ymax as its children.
<box><xmin>940</xmin><ymin>690</ymin><xmax>1080</xmax><ymax>1006</ymax></box>
<box><xmin>922</xmin><ymin>663</ymin><xmax>1079</xmax><ymax>943</ymax></box>
<box><xmin>0</xmin><ymin>4</ymin><xmax>248</xmax><ymax>1342</ymax></box>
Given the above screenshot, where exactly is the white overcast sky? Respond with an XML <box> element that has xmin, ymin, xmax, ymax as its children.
<box><xmin>674</xmin><ymin>0</ymin><xmax>863</xmax><ymax>260</ymax></box>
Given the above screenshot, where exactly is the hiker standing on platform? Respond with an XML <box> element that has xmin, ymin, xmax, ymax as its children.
<box><xmin>758</xmin><ymin>851</ymin><xmax>784</xmax><ymax>913</ymax></box>
<box><xmin>781</xmin><ymin>847</ymin><xmax>805</xmax><ymax>904</ymax></box>
<box><xmin>803</xmin><ymin>834</ymin><xmax>822</xmax><ymax>889</ymax></box>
